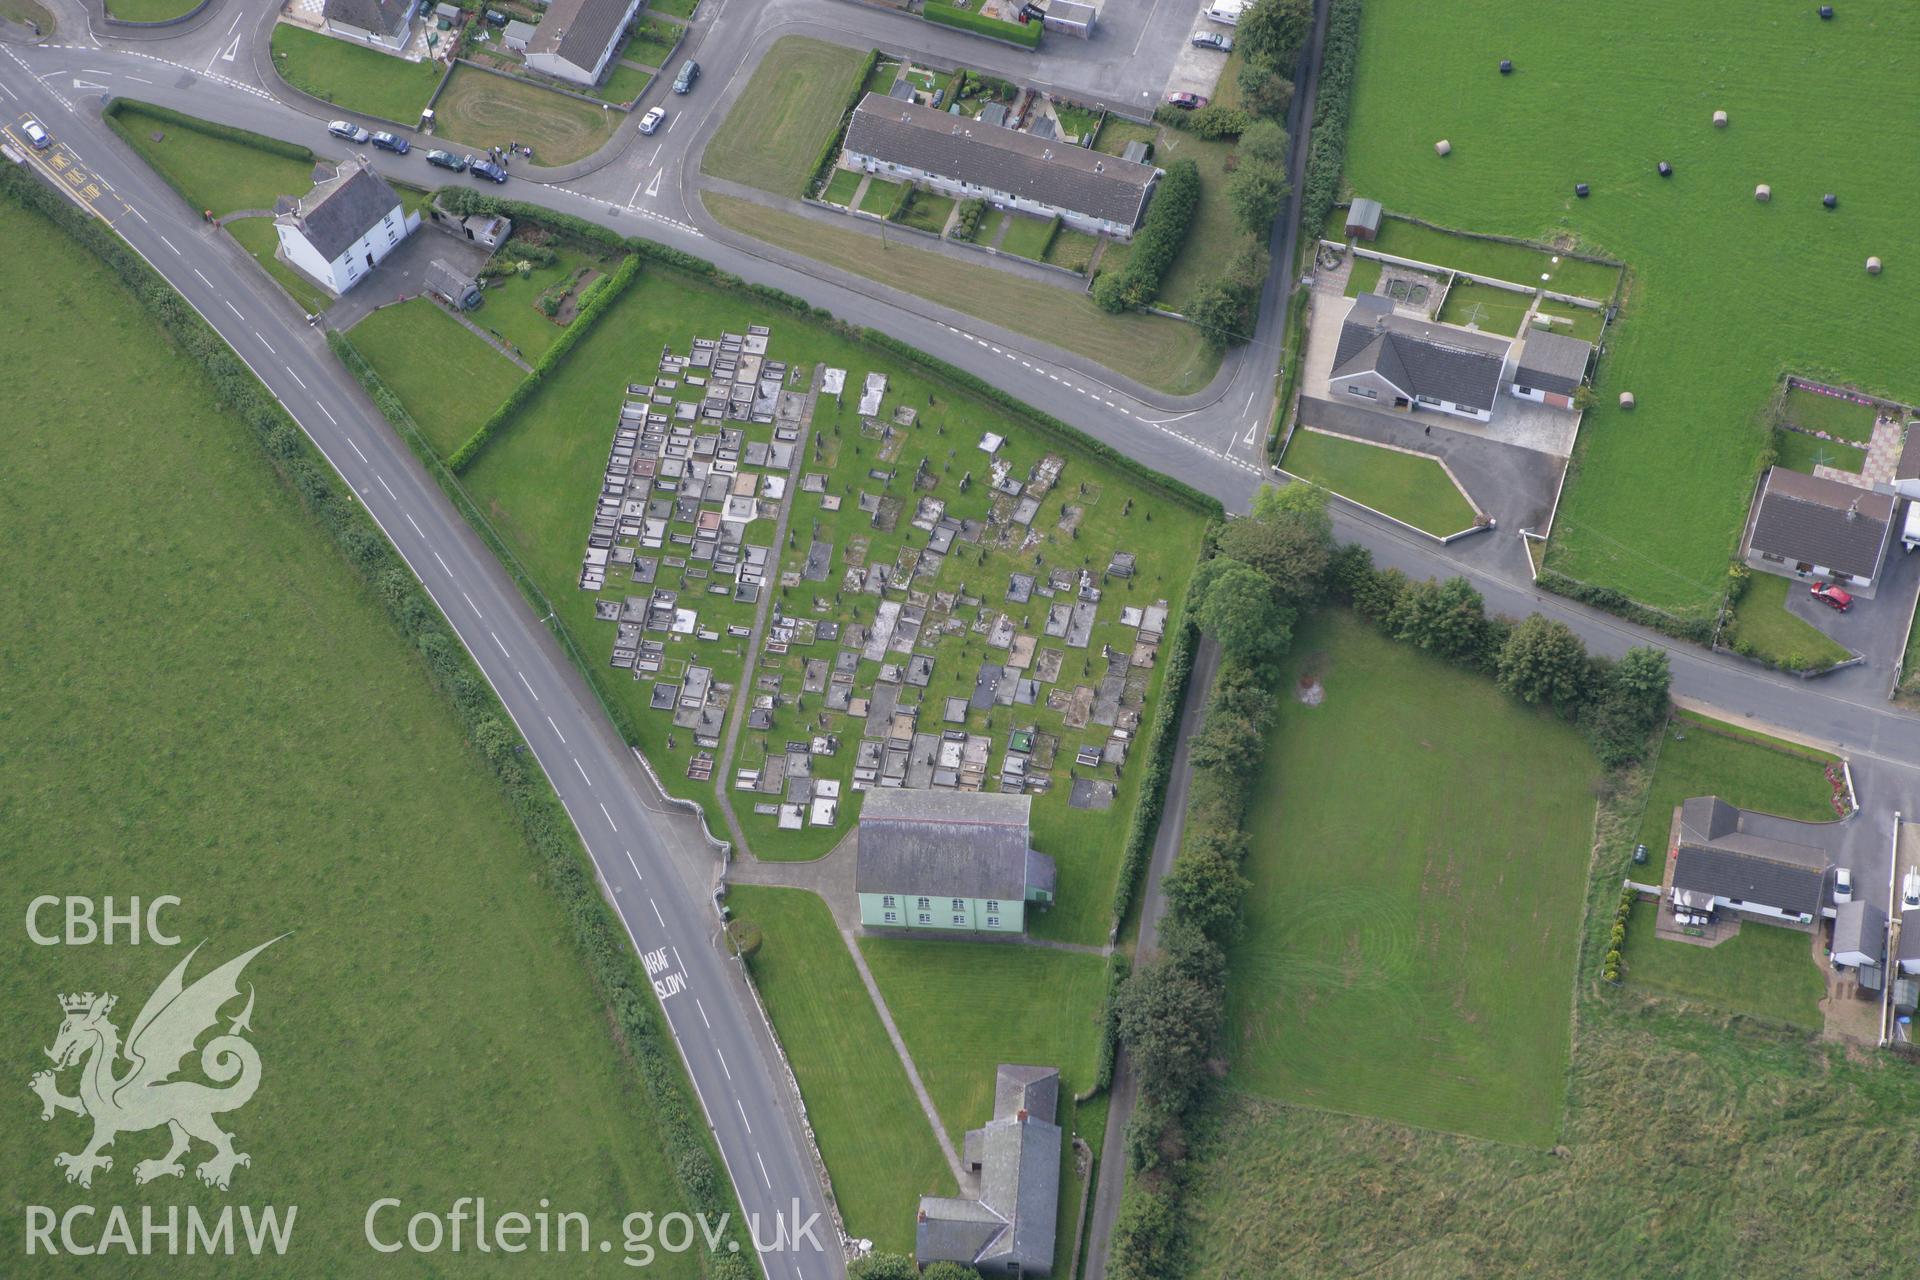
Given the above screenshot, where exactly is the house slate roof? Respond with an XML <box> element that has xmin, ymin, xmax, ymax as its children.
<box><xmin>503</xmin><ymin>18</ymin><xmax>537</xmax><ymax>42</ymax></box>
<box><xmin>1749</xmin><ymin>467</ymin><xmax>1895</xmax><ymax>578</ymax></box>
<box><xmin>1898</xmin><ymin>916</ymin><xmax>1920</xmax><ymax>965</ymax></box>
<box><xmin>279</xmin><ymin>161</ymin><xmax>401</xmax><ymax>262</ymax></box>
<box><xmin>918</xmin><ymin>1065</ymin><xmax>1060</xmax><ymax>1275</ymax></box>
<box><xmin>843</xmin><ymin>93</ymin><xmax>1159</xmax><ymax>227</ymax></box>
<box><xmin>323</xmin><ymin>0</ymin><xmax>414</xmax><ymax>35</ymax></box>
<box><xmin>1671</xmin><ymin>796</ymin><xmax>1833</xmax><ymax>917</ymax></box>
<box><xmin>526</xmin><ymin>0</ymin><xmax>630</xmax><ymax>72</ymax></box>
<box><xmin>1345</xmin><ymin>196</ymin><xmax>1382</xmax><ymax>234</ymax></box>
<box><xmin>1896</xmin><ymin>425</ymin><xmax>1920</xmax><ymax>481</ymax></box>
<box><xmin>1513</xmin><ymin>329</ymin><xmax>1593</xmax><ymax>395</ymax></box>
<box><xmin>1833</xmin><ymin>899</ymin><xmax>1888</xmax><ymax>960</ymax></box>
<box><xmin>856</xmin><ymin>790</ymin><xmax>1052</xmax><ymax>901</ymax></box>
<box><xmin>1330</xmin><ymin>293</ymin><xmax>1511</xmax><ymax>412</ymax></box>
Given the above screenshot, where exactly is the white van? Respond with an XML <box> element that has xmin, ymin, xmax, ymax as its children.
<box><xmin>1204</xmin><ymin>0</ymin><xmax>1246</xmax><ymax>24</ymax></box>
<box><xmin>1902</xmin><ymin>500</ymin><xmax>1920</xmax><ymax>552</ymax></box>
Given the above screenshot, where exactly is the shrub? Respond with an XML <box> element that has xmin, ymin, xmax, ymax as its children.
<box><xmin>951</xmin><ymin>197</ymin><xmax>986</xmax><ymax>242</ymax></box>
<box><xmin>1156</xmin><ymin>103</ymin><xmax>1249</xmax><ymax>139</ymax></box>
<box><xmin>1092</xmin><ymin>158</ymin><xmax>1199</xmax><ymax>312</ymax></box>
<box><xmin>922</xmin><ymin>0</ymin><xmax>1043</xmax><ymax>46</ymax></box>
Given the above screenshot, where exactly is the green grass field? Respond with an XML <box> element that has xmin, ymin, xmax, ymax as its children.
<box><xmin>1045</xmin><ymin>228</ymin><xmax>1099</xmax><ymax>274</ymax></box>
<box><xmin>1772</xmin><ymin>426</ymin><xmax>1867</xmax><ymax>474</ymax></box>
<box><xmin>270</xmin><ymin>23</ymin><xmax>443</xmax><ymax>122</ymax></box>
<box><xmin>725</xmin><ymin>888</ymin><xmax>948</xmax><ymax>1253</ymax></box>
<box><xmin>1620</xmin><ymin>901</ymin><xmax>1825</xmax><ymax>1029</ymax></box>
<box><xmin>1281</xmin><ymin>430</ymin><xmax>1478</xmax><ymax>535</ymax></box>
<box><xmin>1781</xmin><ymin>385</ymin><xmax>1879</xmax><ymax>442</ymax></box>
<box><xmin>997</xmin><ymin>213</ymin><xmax>1057</xmax><ymax>260</ymax></box>
<box><xmin>0</xmin><ymin>191</ymin><xmax>698</xmax><ymax>1276</ymax></box>
<box><xmin>1340</xmin><ymin>1</ymin><xmax>1918</xmax><ymax>613</ymax></box>
<box><xmin>1722</xmin><ymin>570</ymin><xmax>1854</xmax><ymax>671</ymax></box>
<box><xmin>103</xmin><ymin>0</ymin><xmax>196</xmax><ymax>20</ymax></box>
<box><xmin>109</xmin><ymin>106</ymin><xmax>319</xmax><ymax>216</ymax></box>
<box><xmin>857</xmin><ymin>176</ymin><xmax>905</xmax><ymax>216</ymax></box>
<box><xmin>1342</xmin><ymin>255</ymin><xmax>1382</xmax><ymax>297</ymax></box>
<box><xmin>1436</xmin><ymin>278</ymin><xmax>1532</xmax><ymax>335</ymax></box>
<box><xmin>701</xmin><ymin>36</ymin><xmax>866</xmax><ymax>195</ymax></box>
<box><xmin>469</xmin><ymin>240</ymin><xmax>615</xmax><ymax>361</ymax></box>
<box><xmin>899</xmin><ymin>189</ymin><xmax>955</xmax><ymax>235</ymax></box>
<box><xmin>348</xmin><ymin>299</ymin><xmax>524</xmax><ymax>457</ymax></box>
<box><xmin>1226</xmin><ymin>611</ymin><xmax>1598</xmax><ymax>1146</ymax></box>
<box><xmin>1154</xmin><ymin>128</ymin><xmax>1253</xmax><ymax>313</ymax></box>
<box><xmin>594</xmin><ymin>62</ymin><xmax>653</xmax><ymax>105</ymax></box>
<box><xmin>705</xmin><ymin>193</ymin><xmax>1221</xmax><ymax>395</ymax></box>
<box><xmin>224</xmin><ymin>216</ymin><xmax>331</xmax><ymax>313</ymax></box>
<box><xmin>620</xmin><ymin>16</ymin><xmax>682</xmax><ymax>67</ymax></box>
<box><xmin>1633</xmin><ymin>711</ymin><xmax>1838</xmax><ymax>855</ymax></box>
<box><xmin>433</xmin><ymin>65</ymin><xmax>618</xmax><ymax>165</ymax></box>
<box><xmin>0</xmin><ymin>0</ymin><xmax>54</xmax><ymax>33</ymax></box>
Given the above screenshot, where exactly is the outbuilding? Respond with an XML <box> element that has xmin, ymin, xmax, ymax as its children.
<box><xmin>1344</xmin><ymin>196</ymin><xmax>1382</xmax><ymax>242</ymax></box>
<box><xmin>424</xmin><ymin>258</ymin><xmax>483</xmax><ymax>310</ymax></box>
<box><xmin>502</xmin><ymin>17</ymin><xmax>537</xmax><ymax>51</ymax></box>
<box><xmin>1509</xmin><ymin>329</ymin><xmax>1593</xmax><ymax>409</ymax></box>
<box><xmin>1833</xmin><ymin>899</ymin><xmax>1888</xmax><ymax>970</ymax></box>
<box><xmin>1041</xmin><ymin>0</ymin><xmax>1095</xmax><ymax>37</ymax></box>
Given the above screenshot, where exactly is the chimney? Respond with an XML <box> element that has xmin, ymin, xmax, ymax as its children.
<box><xmin>1017</xmin><ymin>1108</ymin><xmax>1028</xmax><ymax>1121</ymax></box>
<box><xmin>1846</xmin><ymin>497</ymin><xmax>1861</xmax><ymax>521</ymax></box>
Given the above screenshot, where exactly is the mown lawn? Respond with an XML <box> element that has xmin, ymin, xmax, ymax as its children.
<box><xmin>704</xmin><ymin>192</ymin><xmax>1221</xmax><ymax>394</ymax></box>
<box><xmin>1722</xmin><ymin>570</ymin><xmax>1854</xmax><ymax>672</ymax></box>
<box><xmin>726</xmin><ymin>888</ymin><xmax>948</xmax><ymax>1254</ymax></box>
<box><xmin>620</xmin><ymin>16</ymin><xmax>683</xmax><ymax>68</ymax></box>
<box><xmin>1781</xmin><ymin>385</ymin><xmax>1879</xmax><ymax>442</ymax></box>
<box><xmin>270</xmin><ymin>23</ymin><xmax>443</xmax><ymax>122</ymax></box>
<box><xmin>1362</xmin><ymin>214</ymin><xmax>1621</xmax><ymax>302</ymax></box>
<box><xmin>109</xmin><ymin>105</ymin><xmax>318</xmax><ymax>215</ymax></box>
<box><xmin>1281</xmin><ymin>430</ymin><xmax>1478</xmax><ymax>535</ymax></box>
<box><xmin>1436</xmin><ymin>277</ymin><xmax>1532</xmax><ymax>335</ymax></box>
<box><xmin>700</xmin><ymin>36</ymin><xmax>866</xmax><ymax>196</ymax></box>
<box><xmin>1772</xmin><ymin>427</ymin><xmax>1867</xmax><ymax>475</ymax></box>
<box><xmin>0</xmin><ymin>190</ymin><xmax>699</xmax><ymax>1276</ymax></box>
<box><xmin>1226</xmin><ymin>610</ymin><xmax>1598</xmax><ymax>1146</ymax></box>
<box><xmin>820</xmin><ymin>167</ymin><xmax>863</xmax><ymax>206</ymax></box>
<box><xmin>857</xmin><ymin>175</ymin><xmax>905</xmax><ymax>216</ymax></box>
<box><xmin>432</xmin><ymin>64</ymin><xmax>618</xmax><ymax>165</ymax></box>
<box><xmin>1633</xmin><ymin>710</ymin><xmax>1839</xmax><ymax>855</ymax></box>
<box><xmin>224</xmin><ymin>216</ymin><xmax>330</xmax><ymax>313</ymax></box>
<box><xmin>1045</xmin><ymin>228</ymin><xmax>1100</xmax><ymax>273</ymax></box>
<box><xmin>899</xmin><ymin>189</ymin><xmax>955</xmax><ymax>235</ymax></box>
<box><xmin>348</xmin><ymin>299</ymin><xmax>524</xmax><ymax>458</ymax></box>
<box><xmin>594</xmin><ymin>62</ymin><xmax>652</xmax><ymax>105</ymax></box>
<box><xmin>1621</xmin><ymin>901</ymin><xmax>1825</xmax><ymax>1030</ymax></box>
<box><xmin>1343</xmin><ymin>255</ymin><xmax>1382</xmax><ymax>296</ymax></box>
<box><xmin>103</xmin><ymin>0</ymin><xmax>195</xmax><ymax>19</ymax></box>
<box><xmin>1153</xmin><ymin>128</ymin><xmax>1249</xmax><ymax>313</ymax></box>
<box><xmin>997</xmin><ymin>212</ymin><xmax>1057</xmax><ymax>260</ymax></box>
<box><xmin>1340</xmin><ymin>0</ymin><xmax>1917</xmax><ymax>613</ymax></box>
<box><xmin>467</xmin><ymin>240</ymin><xmax>614</xmax><ymax>361</ymax></box>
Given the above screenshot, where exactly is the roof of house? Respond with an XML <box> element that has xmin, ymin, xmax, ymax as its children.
<box><xmin>1513</xmin><ymin>329</ymin><xmax>1593</xmax><ymax>395</ymax></box>
<box><xmin>323</xmin><ymin>0</ymin><xmax>415</xmax><ymax>35</ymax></box>
<box><xmin>1670</xmin><ymin>796</ymin><xmax>1833</xmax><ymax>917</ymax></box>
<box><xmin>1897</xmin><ymin>425</ymin><xmax>1920</xmax><ymax>481</ymax></box>
<box><xmin>1346</xmin><ymin>197</ymin><xmax>1382</xmax><ymax>233</ymax></box>
<box><xmin>1833</xmin><ymin>899</ymin><xmax>1888</xmax><ymax>960</ymax></box>
<box><xmin>843</xmin><ymin>93</ymin><xmax>1159</xmax><ymax>228</ymax></box>
<box><xmin>918</xmin><ymin>1066</ymin><xmax>1061</xmax><ymax>1274</ymax></box>
<box><xmin>1898</xmin><ymin>916</ymin><xmax>1920</xmax><ymax>963</ymax></box>
<box><xmin>526</xmin><ymin>0</ymin><xmax>632</xmax><ymax>72</ymax></box>
<box><xmin>1330</xmin><ymin>293</ymin><xmax>1511</xmax><ymax>412</ymax></box>
<box><xmin>276</xmin><ymin>160</ymin><xmax>401</xmax><ymax>263</ymax></box>
<box><xmin>856</xmin><ymin>790</ymin><xmax>1051</xmax><ymax>901</ymax></box>
<box><xmin>1748</xmin><ymin>467</ymin><xmax>1896</xmax><ymax>579</ymax></box>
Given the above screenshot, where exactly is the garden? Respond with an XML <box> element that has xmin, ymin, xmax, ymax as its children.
<box><xmin>701</xmin><ymin>36</ymin><xmax>869</xmax><ymax>197</ymax></box>
<box><xmin>431</xmin><ymin>64</ymin><xmax>619</xmax><ymax>165</ymax></box>
<box><xmin>270</xmin><ymin>23</ymin><xmax>443</xmax><ymax>123</ymax></box>
<box><xmin>347</xmin><ymin>299</ymin><xmax>524</xmax><ymax>458</ymax></box>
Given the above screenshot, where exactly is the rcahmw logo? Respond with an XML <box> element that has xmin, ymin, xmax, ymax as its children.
<box><xmin>24</xmin><ymin>935</ymin><xmax>298</xmax><ymax>1259</ymax></box>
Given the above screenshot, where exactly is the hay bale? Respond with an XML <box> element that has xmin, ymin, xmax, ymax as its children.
<box><xmin>1499</xmin><ymin>59</ymin><xmax>1513</xmax><ymax>74</ymax></box>
<box><xmin>1823</xmin><ymin>192</ymin><xmax>1838</xmax><ymax>208</ymax></box>
<box><xmin>1658</xmin><ymin>161</ymin><xmax>1673</xmax><ymax>177</ymax></box>
<box><xmin>1619</xmin><ymin>392</ymin><xmax>1637</xmax><ymax>410</ymax></box>
<box><xmin>1713</xmin><ymin>110</ymin><xmax>1729</xmax><ymax>128</ymax></box>
<box><xmin>1435</xmin><ymin>139</ymin><xmax>1452</xmax><ymax>156</ymax></box>
<box><xmin>1866</xmin><ymin>256</ymin><xmax>1882</xmax><ymax>275</ymax></box>
<box><xmin>1754</xmin><ymin>183</ymin><xmax>1771</xmax><ymax>202</ymax></box>
<box><xmin>1575</xmin><ymin>182</ymin><xmax>1590</xmax><ymax>198</ymax></box>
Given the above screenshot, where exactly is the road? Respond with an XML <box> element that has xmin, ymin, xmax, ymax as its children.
<box><xmin>8</xmin><ymin>3</ymin><xmax>1920</xmax><ymax>1276</ymax></box>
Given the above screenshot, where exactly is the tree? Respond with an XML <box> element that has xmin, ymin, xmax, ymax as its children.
<box><xmin>1227</xmin><ymin>161</ymin><xmax>1289</xmax><ymax>237</ymax></box>
<box><xmin>1115</xmin><ymin>955</ymin><xmax>1223</xmax><ymax>1110</ymax></box>
<box><xmin>1187</xmin><ymin>709</ymin><xmax>1265</xmax><ymax>774</ymax></box>
<box><xmin>1222</xmin><ymin>483</ymin><xmax>1334</xmax><ymax>604</ymax></box>
<box><xmin>1187</xmin><ymin>277</ymin><xmax>1252</xmax><ymax>350</ymax></box>
<box><xmin>919</xmin><ymin>1265</ymin><xmax>983</xmax><ymax>1280</ymax></box>
<box><xmin>1582</xmin><ymin>645</ymin><xmax>1670</xmax><ymax>766</ymax></box>
<box><xmin>849</xmin><ymin>1255</ymin><xmax>919</xmax><ymax>1280</ymax></box>
<box><xmin>1237</xmin><ymin>118</ymin><xmax>1290</xmax><ymax>171</ymax></box>
<box><xmin>1190</xmin><ymin>557</ymin><xmax>1295</xmax><ymax>664</ymax></box>
<box><xmin>1387</xmin><ymin>575</ymin><xmax>1487</xmax><ymax>661</ymax></box>
<box><xmin>1161</xmin><ymin>844</ymin><xmax>1251</xmax><ymax>941</ymax></box>
<box><xmin>1236</xmin><ymin>0</ymin><xmax>1314</xmax><ymax>69</ymax></box>
<box><xmin>1109</xmin><ymin>1185</ymin><xmax>1185</xmax><ymax>1280</ymax></box>
<box><xmin>1238</xmin><ymin>63</ymin><xmax>1295</xmax><ymax>120</ymax></box>
<box><xmin>1225</xmin><ymin>241</ymin><xmax>1272</xmax><ymax>292</ymax></box>
<box><xmin>1496</xmin><ymin>614</ymin><xmax>1592</xmax><ymax>714</ymax></box>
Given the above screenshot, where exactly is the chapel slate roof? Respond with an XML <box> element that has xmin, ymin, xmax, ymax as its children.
<box><xmin>856</xmin><ymin>790</ymin><xmax>1048</xmax><ymax>900</ymax></box>
<box><xmin>1512</xmin><ymin>329</ymin><xmax>1593</xmax><ymax>395</ymax></box>
<box><xmin>280</xmin><ymin>161</ymin><xmax>401</xmax><ymax>262</ymax></box>
<box><xmin>526</xmin><ymin>0</ymin><xmax>631</xmax><ymax>74</ymax></box>
<box><xmin>843</xmin><ymin>93</ymin><xmax>1159</xmax><ymax>228</ymax></box>
<box><xmin>1330</xmin><ymin>293</ymin><xmax>1511</xmax><ymax>412</ymax></box>
<box><xmin>1748</xmin><ymin>467</ymin><xmax>1895</xmax><ymax>579</ymax></box>
<box><xmin>1671</xmin><ymin>796</ymin><xmax>1833</xmax><ymax>917</ymax></box>
<box><xmin>323</xmin><ymin>0</ymin><xmax>414</xmax><ymax>36</ymax></box>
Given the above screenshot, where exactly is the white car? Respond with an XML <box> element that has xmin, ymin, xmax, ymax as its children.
<box><xmin>327</xmin><ymin>120</ymin><xmax>371</xmax><ymax>144</ymax></box>
<box><xmin>1833</xmin><ymin>866</ymin><xmax>1853</xmax><ymax>905</ymax></box>
<box><xmin>22</xmin><ymin>118</ymin><xmax>51</xmax><ymax>150</ymax></box>
<box><xmin>638</xmin><ymin>107</ymin><xmax>666</xmax><ymax>136</ymax></box>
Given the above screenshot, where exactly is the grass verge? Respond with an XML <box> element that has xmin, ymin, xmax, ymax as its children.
<box><xmin>1722</xmin><ymin>571</ymin><xmax>1854</xmax><ymax>672</ymax></box>
<box><xmin>223</xmin><ymin>216</ymin><xmax>331</xmax><ymax>313</ymax></box>
<box><xmin>347</xmin><ymin>299</ymin><xmax>523</xmax><ymax>457</ymax></box>
<box><xmin>701</xmin><ymin>36</ymin><xmax>866</xmax><ymax>196</ymax></box>
<box><xmin>269</xmin><ymin>23</ymin><xmax>443</xmax><ymax>122</ymax></box>
<box><xmin>105</xmin><ymin>103</ymin><xmax>318</xmax><ymax>216</ymax></box>
<box><xmin>433</xmin><ymin>64</ymin><xmax>618</xmax><ymax>166</ymax></box>
<box><xmin>1280</xmin><ymin>430</ymin><xmax>1478</xmax><ymax>535</ymax></box>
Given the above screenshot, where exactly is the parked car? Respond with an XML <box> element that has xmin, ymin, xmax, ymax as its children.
<box><xmin>467</xmin><ymin>156</ymin><xmax>508</xmax><ymax>183</ymax></box>
<box><xmin>483</xmin><ymin>7</ymin><xmax>507</xmax><ymax>23</ymax></box>
<box><xmin>22</xmin><ymin>118</ymin><xmax>51</xmax><ymax>150</ymax></box>
<box><xmin>638</xmin><ymin>106</ymin><xmax>666</xmax><ymax>135</ymax></box>
<box><xmin>1810</xmin><ymin>581</ymin><xmax>1853</xmax><ymax>612</ymax></box>
<box><xmin>1834</xmin><ymin>866</ymin><xmax>1854</xmax><ymax>905</ymax></box>
<box><xmin>425</xmin><ymin>149</ymin><xmax>467</xmax><ymax>171</ymax></box>
<box><xmin>1191</xmin><ymin>31</ymin><xmax>1232</xmax><ymax>50</ymax></box>
<box><xmin>672</xmin><ymin>58</ymin><xmax>700</xmax><ymax>94</ymax></box>
<box><xmin>327</xmin><ymin>120</ymin><xmax>371</xmax><ymax>144</ymax></box>
<box><xmin>1165</xmin><ymin>91</ymin><xmax>1208</xmax><ymax>110</ymax></box>
<box><xmin>369</xmin><ymin>131</ymin><xmax>410</xmax><ymax>154</ymax></box>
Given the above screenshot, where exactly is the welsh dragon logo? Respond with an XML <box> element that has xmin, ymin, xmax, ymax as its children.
<box><xmin>30</xmin><ymin>938</ymin><xmax>283</xmax><ymax>1191</ymax></box>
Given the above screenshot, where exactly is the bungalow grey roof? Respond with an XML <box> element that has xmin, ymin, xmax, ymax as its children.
<box><xmin>844</xmin><ymin>93</ymin><xmax>1159</xmax><ymax>228</ymax></box>
<box><xmin>527</xmin><ymin>0</ymin><xmax>629</xmax><ymax>71</ymax></box>
<box><xmin>281</xmin><ymin>161</ymin><xmax>400</xmax><ymax>262</ymax></box>
<box><xmin>919</xmin><ymin>1065</ymin><xmax>1061</xmax><ymax>1275</ymax></box>
<box><xmin>1671</xmin><ymin>796</ymin><xmax>1832</xmax><ymax>916</ymax></box>
<box><xmin>1897</xmin><ymin>426</ymin><xmax>1920</xmax><ymax>481</ymax></box>
<box><xmin>1749</xmin><ymin>468</ymin><xmax>1895</xmax><ymax>579</ymax></box>
<box><xmin>1898</xmin><ymin>916</ymin><xmax>1920</xmax><ymax>965</ymax></box>
<box><xmin>1513</xmin><ymin>329</ymin><xmax>1593</xmax><ymax>395</ymax></box>
<box><xmin>1833</xmin><ymin>899</ymin><xmax>1888</xmax><ymax>961</ymax></box>
<box><xmin>1331</xmin><ymin>293</ymin><xmax>1511</xmax><ymax>412</ymax></box>
<box><xmin>324</xmin><ymin>0</ymin><xmax>414</xmax><ymax>35</ymax></box>
<box><xmin>1345</xmin><ymin>196</ymin><xmax>1382</xmax><ymax>235</ymax></box>
<box><xmin>856</xmin><ymin>790</ymin><xmax>1050</xmax><ymax>900</ymax></box>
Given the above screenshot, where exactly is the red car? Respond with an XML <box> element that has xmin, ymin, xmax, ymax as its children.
<box><xmin>1165</xmin><ymin>92</ymin><xmax>1208</xmax><ymax>110</ymax></box>
<box><xmin>1811</xmin><ymin>582</ymin><xmax>1853</xmax><ymax>612</ymax></box>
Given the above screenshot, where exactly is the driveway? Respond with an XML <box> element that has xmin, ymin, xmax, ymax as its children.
<box><xmin>322</xmin><ymin>217</ymin><xmax>494</xmax><ymax>329</ymax></box>
<box><xmin>1780</xmin><ymin>541</ymin><xmax>1920</xmax><ymax>682</ymax></box>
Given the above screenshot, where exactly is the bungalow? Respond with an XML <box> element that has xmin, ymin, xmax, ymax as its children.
<box><xmin>855</xmin><ymin>790</ymin><xmax>1055</xmax><ymax>934</ymax></box>
<box><xmin>1742</xmin><ymin>466</ymin><xmax>1897</xmax><ymax>599</ymax></box>
<box><xmin>523</xmin><ymin>0</ymin><xmax>639</xmax><ymax>86</ymax></box>
<box><xmin>1832</xmin><ymin>899</ymin><xmax>1888</xmax><ymax>970</ymax></box>
<box><xmin>320</xmin><ymin>0</ymin><xmax>420</xmax><ymax>53</ymax></box>
<box><xmin>1327</xmin><ymin>292</ymin><xmax>1511</xmax><ymax>422</ymax></box>
<box><xmin>840</xmin><ymin>93</ymin><xmax>1161</xmax><ymax>240</ymax></box>
<box><xmin>1509</xmin><ymin>329</ymin><xmax>1593</xmax><ymax>409</ymax></box>
<box><xmin>917</xmin><ymin>1064</ymin><xmax>1061</xmax><ymax>1276</ymax></box>
<box><xmin>274</xmin><ymin>158</ymin><xmax>419</xmax><ymax>296</ymax></box>
<box><xmin>1669</xmin><ymin>796</ymin><xmax>1833</xmax><ymax>926</ymax></box>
